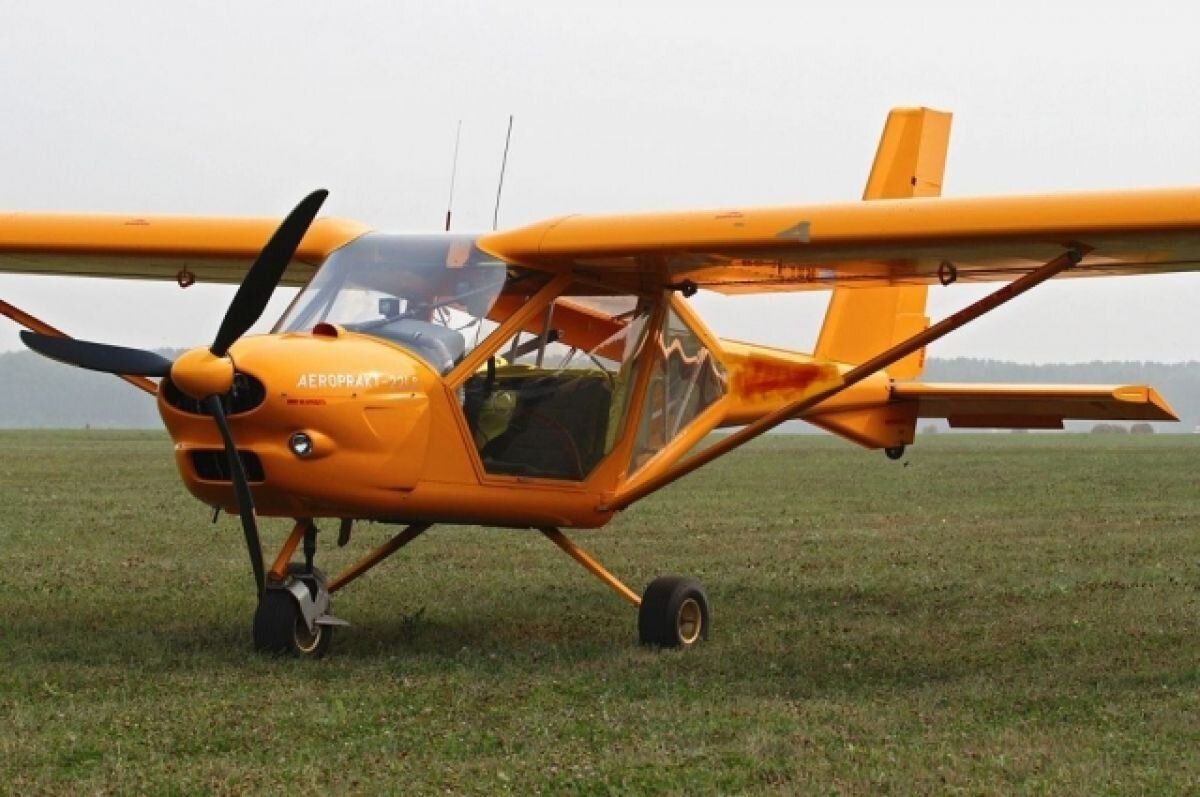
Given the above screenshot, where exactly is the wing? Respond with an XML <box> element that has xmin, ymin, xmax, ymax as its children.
<box><xmin>0</xmin><ymin>212</ymin><xmax>370</xmax><ymax>286</ymax></box>
<box><xmin>477</xmin><ymin>188</ymin><xmax>1200</xmax><ymax>293</ymax></box>
<box><xmin>891</xmin><ymin>382</ymin><xmax>1177</xmax><ymax>428</ymax></box>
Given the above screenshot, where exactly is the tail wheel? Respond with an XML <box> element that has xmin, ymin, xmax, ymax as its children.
<box><xmin>638</xmin><ymin>575</ymin><xmax>710</xmax><ymax>648</ymax></box>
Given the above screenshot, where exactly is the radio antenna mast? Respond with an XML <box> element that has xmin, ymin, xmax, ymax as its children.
<box><xmin>444</xmin><ymin>120</ymin><xmax>462</xmax><ymax>232</ymax></box>
<box><xmin>492</xmin><ymin>115</ymin><xmax>514</xmax><ymax>231</ymax></box>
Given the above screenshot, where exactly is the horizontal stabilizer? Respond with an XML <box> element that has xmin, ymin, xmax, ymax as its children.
<box><xmin>891</xmin><ymin>383</ymin><xmax>1177</xmax><ymax>429</ymax></box>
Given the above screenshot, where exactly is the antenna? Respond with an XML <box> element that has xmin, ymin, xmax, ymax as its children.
<box><xmin>444</xmin><ymin>120</ymin><xmax>462</xmax><ymax>232</ymax></box>
<box><xmin>492</xmin><ymin>115</ymin><xmax>514</xmax><ymax>231</ymax></box>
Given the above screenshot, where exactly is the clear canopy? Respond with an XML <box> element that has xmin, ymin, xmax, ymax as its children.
<box><xmin>275</xmin><ymin>233</ymin><xmax>518</xmax><ymax>373</ymax></box>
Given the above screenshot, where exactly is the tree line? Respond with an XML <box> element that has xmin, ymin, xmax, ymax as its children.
<box><xmin>1</xmin><ymin>350</ymin><xmax>1196</xmax><ymax>431</ymax></box>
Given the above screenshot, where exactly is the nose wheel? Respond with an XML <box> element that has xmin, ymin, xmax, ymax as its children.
<box><xmin>252</xmin><ymin>564</ymin><xmax>344</xmax><ymax>658</ymax></box>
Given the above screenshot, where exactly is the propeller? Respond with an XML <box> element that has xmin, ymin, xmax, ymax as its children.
<box><xmin>20</xmin><ymin>334</ymin><xmax>173</xmax><ymax>377</ymax></box>
<box><xmin>20</xmin><ymin>189</ymin><xmax>329</xmax><ymax>596</ymax></box>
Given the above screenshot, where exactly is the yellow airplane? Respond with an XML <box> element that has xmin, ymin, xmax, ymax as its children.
<box><xmin>0</xmin><ymin>108</ymin><xmax>1187</xmax><ymax>656</ymax></box>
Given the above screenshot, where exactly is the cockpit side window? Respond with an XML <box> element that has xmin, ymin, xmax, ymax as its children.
<box><xmin>462</xmin><ymin>291</ymin><xmax>654</xmax><ymax>481</ymax></box>
<box><xmin>629</xmin><ymin>306</ymin><xmax>728</xmax><ymax>473</ymax></box>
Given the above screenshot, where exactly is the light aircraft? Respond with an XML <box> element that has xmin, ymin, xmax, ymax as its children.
<box><xmin>0</xmin><ymin>108</ymin><xmax>1189</xmax><ymax>656</ymax></box>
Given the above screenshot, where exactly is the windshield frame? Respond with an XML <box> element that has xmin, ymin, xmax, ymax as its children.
<box><xmin>273</xmin><ymin>232</ymin><xmax>518</xmax><ymax>372</ymax></box>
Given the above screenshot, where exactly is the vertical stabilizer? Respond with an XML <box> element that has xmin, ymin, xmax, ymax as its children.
<box><xmin>813</xmin><ymin>107</ymin><xmax>951</xmax><ymax>379</ymax></box>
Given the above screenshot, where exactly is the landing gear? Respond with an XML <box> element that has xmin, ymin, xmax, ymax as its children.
<box><xmin>538</xmin><ymin>527</ymin><xmax>710</xmax><ymax>649</ymax></box>
<box><xmin>252</xmin><ymin>563</ymin><xmax>341</xmax><ymax>658</ymax></box>
<box><xmin>253</xmin><ymin>522</ymin><xmax>713</xmax><ymax>654</ymax></box>
<box><xmin>254</xmin><ymin>520</ymin><xmax>431</xmax><ymax>658</ymax></box>
<box><xmin>638</xmin><ymin>575</ymin><xmax>710</xmax><ymax>648</ymax></box>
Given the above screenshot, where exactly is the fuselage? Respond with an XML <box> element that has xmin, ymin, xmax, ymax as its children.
<box><xmin>157</xmin><ymin>231</ymin><xmax>889</xmax><ymax>529</ymax></box>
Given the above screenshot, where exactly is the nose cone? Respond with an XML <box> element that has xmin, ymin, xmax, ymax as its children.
<box><xmin>170</xmin><ymin>347</ymin><xmax>235</xmax><ymax>400</ymax></box>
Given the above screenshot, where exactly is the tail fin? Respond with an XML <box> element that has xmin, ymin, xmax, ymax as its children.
<box><xmin>813</xmin><ymin>107</ymin><xmax>951</xmax><ymax>379</ymax></box>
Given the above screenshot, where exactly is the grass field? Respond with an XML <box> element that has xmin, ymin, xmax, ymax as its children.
<box><xmin>1</xmin><ymin>431</ymin><xmax>1198</xmax><ymax>794</ymax></box>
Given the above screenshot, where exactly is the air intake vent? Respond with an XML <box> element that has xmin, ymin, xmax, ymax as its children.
<box><xmin>163</xmin><ymin>372</ymin><xmax>267</xmax><ymax>416</ymax></box>
<box><xmin>190</xmin><ymin>450</ymin><xmax>266</xmax><ymax>482</ymax></box>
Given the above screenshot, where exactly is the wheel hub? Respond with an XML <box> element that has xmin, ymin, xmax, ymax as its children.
<box><xmin>676</xmin><ymin>597</ymin><xmax>703</xmax><ymax>645</ymax></box>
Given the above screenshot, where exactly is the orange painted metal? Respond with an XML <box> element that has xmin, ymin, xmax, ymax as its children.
<box><xmin>268</xmin><ymin>520</ymin><xmax>309</xmax><ymax>582</ymax></box>
<box><xmin>170</xmin><ymin>348</ymin><xmax>235</xmax><ymax>400</ymax></box>
<box><xmin>0</xmin><ymin>214</ymin><xmax>368</xmax><ymax>286</ymax></box>
<box><xmin>477</xmin><ymin>189</ymin><xmax>1200</xmax><ymax>293</ymax></box>
<box><xmin>446</xmin><ymin>273</ymin><xmax>570</xmax><ymax>389</ymax></box>
<box><xmin>838</xmin><ymin>247</ymin><xmax>1085</xmax><ymax>384</ymax></box>
<box><xmin>814</xmin><ymin>108</ymin><xmax>945</xmax><ymax>379</ymax></box>
<box><xmin>891</xmin><ymin>382</ymin><xmax>1177</xmax><ymax>427</ymax></box>
<box><xmin>860</xmin><ymin>107</ymin><xmax>952</xmax><ymax>200</ymax></box>
<box><xmin>608</xmin><ymin>247</ymin><xmax>1086</xmax><ymax>511</ymax></box>
<box><xmin>158</xmin><ymin>303</ymin><xmax>677</xmax><ymax>554</ymax></box>
<box><xmin>327</xmin><ymin>523</ymin><xmax>431</xmax><ymax>594</ymax></box>
<box><xmin>146</xmin><ymin>240</ymin><xmax>1125</xmax><ymax>532</ymax></box>
<box><xmin>0</xmin><ymin>108</ymin><xmax>1192</xmax><ymax>575</ymax></box>
<box><xmin>0</xmin><ymin>298</ymin><xmax>158</xmax><ymax>395</ymax></box>
<box><xmin>539</xmin><ymin>527</ymin><xmax>641</xmax><ymax>607</ymax></box>
<box><xmin>482</xmin><ymin>190</ymin><xmax>1200</xmax><ymax>259</ymax></box>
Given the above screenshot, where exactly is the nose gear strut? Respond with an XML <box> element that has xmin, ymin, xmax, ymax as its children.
<box><xmin>255</xmin><ymin>521</ymin><xmax>349</xmax><ymax>657</ymax></box>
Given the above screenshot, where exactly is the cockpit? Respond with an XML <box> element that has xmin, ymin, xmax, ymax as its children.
<box><xmin>275</xmin><ymin>233</ymin><xmax>514</xmax><ymax>374</ymax></box>
<box><xmin>276</xmin><ymin>232</ymin><xmax>728</xmax><ymax>483</ymax></box>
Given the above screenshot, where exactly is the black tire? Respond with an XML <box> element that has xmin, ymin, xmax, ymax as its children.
<box><xmin>638</xmin><ymin>575</ymin><xmax>709</xmax><ymax>648</ymax></box>
<box><xmin>252</xmin><ymin>580</ymin><xmax>331</xmax><ymax>658</ymax></box>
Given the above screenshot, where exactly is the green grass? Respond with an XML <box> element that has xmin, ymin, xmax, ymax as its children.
<box><xmin>1</xmin><ymin>431</ymin><xmax>1199</xmax><ymax>794</ymax></box>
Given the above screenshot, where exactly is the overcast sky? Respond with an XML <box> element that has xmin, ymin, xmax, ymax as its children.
<box><xmin>2</xmin><ymin>0</ymin><xmax>1199</xmax><ymax>362</ymax></box>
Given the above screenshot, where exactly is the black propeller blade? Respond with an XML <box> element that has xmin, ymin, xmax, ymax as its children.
<box><xmin>19</xmin><ymin>330</ymin><xmax>173</xmax><ymax>377</ymax></box>
<box><xmin>211</xmin><ymin>188</ymin><xmax>328</xmax><ymax>357</ymax></box>
<box><xmin>202</xmin><ymin>190</ymin><xmax>326</xmax><ymax>596</ymax></box>
<box><xmin>206</xmin><ymin>395</ymin><xmax>266</xmax><ymax>596</ymax></box>
<box><xmin>20</xmin><ymin>190</ymin><xmax>329</xmax><ymax>599</ymax></box>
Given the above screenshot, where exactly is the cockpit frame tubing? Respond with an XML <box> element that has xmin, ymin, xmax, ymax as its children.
<box><xmin>444</xmin><ymin>272</ymin><xmax>572</xmax><ymax>391</ymax></box>
<box><xmin>602</xmin><ymin>291</ymin><xmax>732</xmax><ymax>494</ymax></box>
<box><xmin>606</xmin><ymin>246</ymin><xmax>1087</xmax><ymax>511</ymax></box>
<box><xmin>582</xmin><ymin>290</ymin><xmax>667</xmax><ymax>487</ymax></box>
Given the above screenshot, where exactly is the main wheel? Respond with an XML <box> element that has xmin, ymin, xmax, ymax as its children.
<box><xmin>638</xmin><ymin>575</ymin><xmax>709</xmax><ymax>648</ymax></box>
<box><xmin>252</xmin><ymin>565</ymin><xmax>331</xmax><ymax>657</ymax></box>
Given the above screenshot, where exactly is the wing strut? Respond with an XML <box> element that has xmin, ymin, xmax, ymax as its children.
<box><xmin>607</xmin><ymin>245</ymin><xmax>1089</xmax><ymax>511</ymax></box>
<box><xmin>0</xmin><ymin>298</ymin><xmax>157</xmax><ymax>395</ymax></box>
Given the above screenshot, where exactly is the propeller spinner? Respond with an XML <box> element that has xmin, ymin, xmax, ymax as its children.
<box><xmin>20</xmin><ymin>189</ymin><xmax>329</xmax><ymax>596</ymax></box>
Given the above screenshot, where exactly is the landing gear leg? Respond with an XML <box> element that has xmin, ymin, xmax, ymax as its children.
<box><xmin>254</xmin><ymin>519</ymin><xmax>347</xmax><ymax>657</ymax></box>
<box><xmin>303</xmin><ymin>519</ymin><xmax>318</xmax><ymax>573</ymax></box>
<box><xmin>538</xmin><ymin>527</ymin><xmax>710</xmax><ymax>649</ymax></box>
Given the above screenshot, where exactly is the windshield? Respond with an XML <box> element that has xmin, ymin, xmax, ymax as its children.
<box><xmin>276</xmin><ymin>233</ymin><xmax>524</xmax><ymax>373</ymax></box>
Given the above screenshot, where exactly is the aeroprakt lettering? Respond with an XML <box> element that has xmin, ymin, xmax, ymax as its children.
<box><xmin>295</xmin><ymin>373</ymin><xmax>418</xmax><ymax>389</ymax></box>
